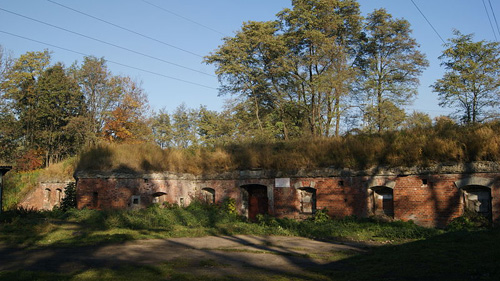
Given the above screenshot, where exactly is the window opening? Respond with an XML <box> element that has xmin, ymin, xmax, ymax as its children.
<box><xmin>92</xmin><ymin>192</ymin><xmax>98</xmax><ymax>208</ymax></box>
<box><xmin>371</xmin><ymin>186</ymin><xmax>394</xmax><ymax>218</ymax></box>
<box><xmin>463</xmin><ymin>186</ymin><xmax>492</xmax><ymax>220</ymax></box>
<box><xmin>298</xmin><ymin>187</ymin><xmax>316</xmax><ymax>214</ymax></box>
<box><xmin>131</xmin><ymin>195</ymin><xmax>140</xmax><ymax>205</ymax></box>
<box><xmin>201</xmin><ymin>188</ymin><xmax>215</xmax><ymax>204</ymax></box>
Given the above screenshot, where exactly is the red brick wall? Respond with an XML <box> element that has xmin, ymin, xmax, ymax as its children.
<box><xmin>18</xmin><ymin>182</ymin><xmax>70</xmax><ymax>210</ymax></box>
<box><xmin>75</xmin><ymin>172</ymin><xmax>500</xmax><ymax>228</ymax></box>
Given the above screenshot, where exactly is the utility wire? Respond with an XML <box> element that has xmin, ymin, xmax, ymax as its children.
<box><xmin>488</xmin><ymin>0</ymin><xmax>500</xmax><ymax>41</ymax></box>
<box><xmin>410</xmin><ymin>0</ymin><xmax>445</xmax><ymax>44</ymax></box>
<box><xmin>46</xmin><ymin>0</ymin><xmax>204</xmax><ymax>58</ymax></box>
<box><xmin>482</xmin><ymin>0</ymin><xmax>498</xmax><ymax>41</ymax></box>
<box><xmin>0</xmin><ymin>30</ymin><xmax>217</xmax><ymax>90</ymax></box>
<box><xmin>0</xmin><ymin>7</ymin><xmax>215</xmax><ymax>77</ymax></box>
<box><xmin>140</xmin><ymin>0</ymin><xmax>226</xmax><ymax>37</ymax></box>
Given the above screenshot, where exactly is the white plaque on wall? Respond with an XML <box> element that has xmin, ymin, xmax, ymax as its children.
<box><xmin>275</xmin><ymin>178</ymin><xmax>290</xmax><ymax>188</ymax></box>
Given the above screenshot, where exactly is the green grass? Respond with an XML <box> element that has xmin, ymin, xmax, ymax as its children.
<box><xmin>2</xmin><ymin>157</ymin><xmax>76</xmax><ymax>210</ymax></box>
<box><xmin>0</xmin><ymin>205</ymin><xmax>498</xmax><ymax>280</ymax></box>
<box><xmin>0</xmin><ymin>203</ymin><xmax>441</xmax><ymax>248</ymax></box>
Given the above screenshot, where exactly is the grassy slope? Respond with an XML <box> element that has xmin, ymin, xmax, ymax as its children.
<box><xmin>2</xmin><ymin>157</ymin><xmax>76</xmax><ymax>210</ymax></box>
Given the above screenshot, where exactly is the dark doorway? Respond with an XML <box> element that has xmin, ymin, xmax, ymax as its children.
<box><xmin>201</xmin><ymin>188</ymin><xmax>215</xmax><ymax>204</ymax></box>
<box><xmin>463</xmin><ymin>185</ymin><xmax>492</xmax><ymax>221</ymax></box>
<box><xmin>244</xmin><ymin>185</ymin><xmax>268</xmax><ymax>221</ymax></box>
<box><xmin>371</xmin><ymin>186</ymin><xmax>394</xmax><ymax>217</ymax></box>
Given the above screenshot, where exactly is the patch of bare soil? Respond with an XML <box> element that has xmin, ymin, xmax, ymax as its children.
<box><xmin>0</xmin><ymin>235</ymin><xmax>367</xmax><ymax>277</ymax></box>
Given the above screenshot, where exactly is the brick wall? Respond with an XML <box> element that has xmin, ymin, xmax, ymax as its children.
<box><xmin>18</xmin><ymin>181</ymin><xmax>71</xmax><ymax>210</ymax></box>
<box><xmin>74</xmin><ymin>164</ymin><xmax>500</xmax><ymax>228</ymax></box>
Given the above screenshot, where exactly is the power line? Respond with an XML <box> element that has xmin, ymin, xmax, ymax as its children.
<box><xmin>0</xmin><ymin>7</ymin><xmax>215</xmax><ymax>77</ymax></box>
<box><xmin>0</xmin><ymin>30</ymin><xmax>217</xmax><ymax>90</ymax></box>
<box><xmin>482</xmin><ymin>0</ymin><xmax>498</xmax><ymax>41</ymax></box>
<box><xmin>410</xmin><ymin>0</ymin><xmax>445</xmax><ymax>44</ymax></box>
<box><xmin>46</xmin><ymin>0</ymin><xmax>204</xmax><ymax>58</ymax></box>
<box><xmin>140</xmin><ymin>0</ymin><xmax>226</xmax><ymax>37</ymax></box>
<box><xmin>488</xmin><ymin>0</ymin><xmax>500</xmax><ymax>41</ymax></box>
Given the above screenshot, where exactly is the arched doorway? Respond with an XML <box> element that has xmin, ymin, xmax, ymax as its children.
<box><xmin>242</xmin><ymin>184</ymin><xmax>268</xmax><ymax>221</ymax></box>
<box><xmin>455</xmin><ymin>177</ymin><xmax>493</xmax><ymax>221</ymax></box>
<box><xmin>152</xmin><ymin>192</ymin><xmax>167</xmax><ymax>204</ymax></box>
<box><xmin>201</xmin><ymin>188</ymin><xmax>215</xmax><ymax>204</ymax></box>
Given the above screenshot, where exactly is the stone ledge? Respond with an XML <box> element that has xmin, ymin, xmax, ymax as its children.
<box><xmin>74</xmin><ymin>161</ymin><xmax>500</xmax><ymax>180</ymax></box>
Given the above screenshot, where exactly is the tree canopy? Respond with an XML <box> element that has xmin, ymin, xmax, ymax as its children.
<box><xmin>432</xmin><ymin>31</ymin><xmax>500</xmax><ymax>124</ymax></box>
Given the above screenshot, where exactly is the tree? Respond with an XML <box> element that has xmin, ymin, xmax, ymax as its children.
<box><xmin>1</xmin><ymin>50</ymin><xmax>52</xmax><ymax>148</ymax></box>
<box><xmin>197</xmin><ymin>105</ymin><xmax>236</xmax><ymax>146</ymax></box>
<box><xmin>0</xmin><ymin>45</ymin><xmax>15</xmax><ymax>162</ymax></box>
<box><xmin>73</xmin><ymin>56</ymin><xmax>121</xmax><ymax>143</ymax></box>
<box><xmin>432</xmin><ymin>31</ymin><xmax>500</xmax><ymax>124</ymax></box>
<box><xmin>205</xmin><ymin>21</ymin><xmax>287</xmax><ymax>137</ymax></box>
<box><xmin>102</xmin><ymin>76</ymin><xmax>151</xmax><ymax>143</ymax></box>
<box><xmin>278</xmin><ymin>0</ymin><xmax>362</xmax><ymax>137</ymax></box>
<box><xmin>362</xmin><ymin>101</ymin><xmax>405</xmax><ymax>132</ymax></box>
<box><xmin>35</xmin><ymin>64</ymin><xmax>85</xmax><ymax>164</ymax></box>
<box><xmin>357</xmin><ymin>9</ymin><xmax>428</xmax><ymax>132</ymax></box>
<box><xmin>206</xmin><ymin>0</ymin><xmax>363</xmax><ymax>138</ymax></box>
<box><xmin>403</xmin><ymin>111</ymin><xmax>432</xmax><ymax>129</ymax></box>
<box><xmin>151</xmin><ymin>107</ymin><xmax>172</xmax><ymax>149</ymax></box>
<box><xmin>171</xmin><ymin>103</ymin><xmax>198</xmax><ymax>148</ymax></box>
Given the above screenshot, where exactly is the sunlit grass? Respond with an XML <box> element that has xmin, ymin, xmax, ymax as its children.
<box><xmin>74</xmin><ymin>121</ymin><xmax>500</xmax><ymax>174</ymax></box>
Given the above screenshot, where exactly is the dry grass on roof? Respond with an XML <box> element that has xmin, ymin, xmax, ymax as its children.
<box><xmin>76</xmin><ymin>121</ymin><xmax>500</xmax><ymax>174</ymax></box>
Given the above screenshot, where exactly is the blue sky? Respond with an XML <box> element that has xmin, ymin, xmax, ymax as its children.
<box><xmin>0</xmin><ymin>0</ymin><xmax>498</xmax><ymax>118</ymax></box>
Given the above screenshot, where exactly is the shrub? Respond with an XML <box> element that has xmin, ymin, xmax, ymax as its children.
<box><xmin>312</xmin><ymin>208</ymin><xmax>331</xmax><ymax>223</ymax></box>
<box><xmin>60</xmin><ymin>182</ymin><xmax>77</xmax><ymax>211</ymax></box>
<box><xmin>447</xmin><ymin>210</ymin><xmax>491</xmax><ymax>231</ymax></box>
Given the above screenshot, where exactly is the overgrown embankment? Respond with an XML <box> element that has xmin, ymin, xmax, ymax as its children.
<box><xmin>76</xmin><ymin>121</ymin><xmax>500</xmax><ymax>174</ymax></box>
<box><xmin>2</xmin><ymin>158</ymin><xmax>76</xmax><ymax>210</ymax></box>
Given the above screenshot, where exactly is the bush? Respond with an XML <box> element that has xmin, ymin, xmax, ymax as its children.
<box><xmin>312</xmin><ymin>208</ymin><xmax>331</xmax><ymax>223</ymax></box>
<box><xmin>447</xmin><ymin>210</ymin><xmax>491</xmax><ymax>231</ymax></box>
<box><xmin>60</xmin><ymin>182</ymin><xmax>77</xmax><ymax>211</ymax></box>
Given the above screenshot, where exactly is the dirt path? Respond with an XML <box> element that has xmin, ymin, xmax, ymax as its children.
<box><xmin>0</xmin><ymin>235</ymin><xmax>366</xmax><ymax>277</ymax></box>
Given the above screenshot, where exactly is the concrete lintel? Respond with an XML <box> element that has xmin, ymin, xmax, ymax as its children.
<box><xmin>294</xmin><ymin>180</ymin><xmax>316</xmax><ymax>189</ymax></box>
<box><xmin>367</xmin><ymin>178</ymin><xmax>396</xmax><ymax>189</ymax></box>
<box><xmin>454</xmin><ymin>177</ymin><xmax>494</xmax><ymax>189</ymax></box>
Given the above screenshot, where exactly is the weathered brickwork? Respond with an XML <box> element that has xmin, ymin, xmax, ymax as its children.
<box><xmin>18</xmin><ymin>181</ymin><xmax>71</xmax><ymax>210</ymax></box>
<box><xmin>74</xmin><ymin>163</ymin><xmax>500</xmax><ymax>228</ymax></box>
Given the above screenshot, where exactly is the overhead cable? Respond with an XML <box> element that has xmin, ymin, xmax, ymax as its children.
<box><xmin>487</xmin><ymin>0</ymin><xmax>500</xmax><ymax>40</ymax></box>
<box><xmin>140</xmin><ymin>0</ymin><xmax>226</xmax><ymax>37</ymax></box>
<box><xmin>46</xmin><ymin>0</ymin><xmax>204</xmax><ymax>58</ymax></box>
<box><xmin>410</xmin><ymin>0</ymin><xmax>445</xmax><ymax>44</ymax></box>
<box><xmin>0</xmin><ymin>30</ymin><xmax>217</xmax><ymax>90</ymax></box>
<box><xmin>482</xmin><ymin>0</ymin><xmax>498</xmax><ymax>41</ymax></box>
<box><xmin>0</xmin><ymin>7</ymin><xmax>215</xmax><ymax>77</ymax></box>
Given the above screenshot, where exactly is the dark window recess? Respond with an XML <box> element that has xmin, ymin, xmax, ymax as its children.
<box><xmin>339</xmin><ymin>180</ymin><xmax>344</xmax><ymax>186</ymax></box>
<box><xmin>144</xmin><ymin>178</ymin><xmax>149</xmax><ymax>183</ymax></box>
<box><xmin>133</xmin><ymin>198</ymin><xmax>139</xmax><ymax>204</ymax></box>
<box><xmin>422</xmin><ymin>179</ymin><xmax>428</xmax><ymax>185</ymax></box>
<box><xmin>92</xmin><ymin>192</ymin><xmax>98</xmax><ymax>207</ymax></box>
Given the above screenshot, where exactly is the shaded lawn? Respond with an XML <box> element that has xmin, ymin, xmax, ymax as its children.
<box><xmin>0</xmin><ymin>228</ymin><xmax>499</xmax><ymax>281</ymax></box>
<box><xmin>0</xmin><ymin>206</ymin><xmax>440</xmax><ymax>249</ymax></box>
